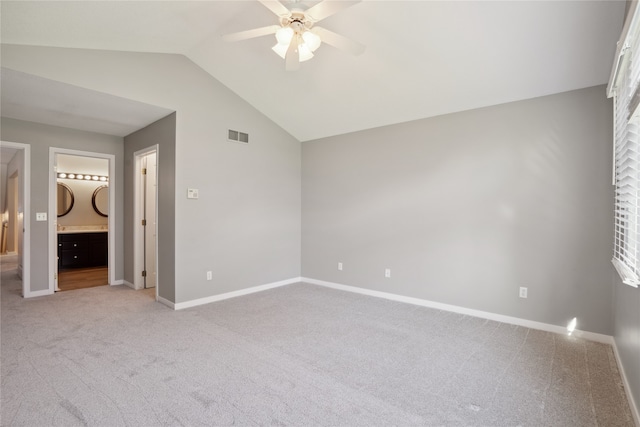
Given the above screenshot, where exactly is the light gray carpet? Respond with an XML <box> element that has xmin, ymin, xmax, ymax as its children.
<box><xmin>1</xmin><ymin>255</ymin><xmax>635</xmax><ymax>426</ymax></box>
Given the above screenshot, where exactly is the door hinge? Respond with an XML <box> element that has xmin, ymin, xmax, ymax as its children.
<box><xmin>142</xmin><ymin>219</ymin><xmax>146</xmax><ymax>226</ymax></box>
<box><xmin>142</xmin><ymin>168</ymin><xmax>147</xmax><ymax>175</ymax></box>
<box><xmin>142</xmin><ymin>270</ymin><xmax>147</xmax><ymax>277</ymax></box>
<box><xmin>54</xmin><ymin>273</ymin><xmax>57</xmax><ymax>279</ymax></box>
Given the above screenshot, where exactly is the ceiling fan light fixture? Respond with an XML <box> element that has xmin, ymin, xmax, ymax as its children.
<box><xmin>275</xmin><ymin>26</ymin><xmax>294</xmax><ymax>45</ymax></box>
<box><xmin>298</xmin><ymin>43</ymin><xmax>314</xmax><ymax>62</ymax></box>
<box><xmin>272</xmin><ymin>42</ymin><xmax>289</xmax><ymax>59</ymax></box>
<box><xmin>302</xmin><ymin>30</ymin><xmax>321</xmax><ymax>52</ymax></box>
<box><xmin>223</xmin><ymin>0</ymin><xmax>364</xmax><ymax>70</ymax></box>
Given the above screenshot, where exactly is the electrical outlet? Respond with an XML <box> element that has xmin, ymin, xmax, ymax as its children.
<box><xmin>36</xmin><ymin>212</ymin><xmax>47</xmax><ymax>221</ymax></box>
<box><xmin>385</xmin><ymin>268</ymin><xmax>391</xmax><ymax>278</ymax></box>
<box><xmin>519</xmin><ymin>287</ymin><xmax>528</xmax><ymax>298</ymax></box>
<box><xmin>338</xmin><ymin>262</ymin><xmax>343</xmax><ymax>271</ymax></box>
<box><xmin>206</xmin><ymin>271</ymin><xmax>212</xmax><ymax>281</ymax></box>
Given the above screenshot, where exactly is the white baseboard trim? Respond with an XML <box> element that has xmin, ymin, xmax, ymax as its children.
<box><xmin>110</xmin><ymin>279</ymin><xmax>124</xmax><ymax>286</ymax></box>
<box><xmin>122</xmin><ymin>280</ymin><xmax>135</xmax><ymax>290</ymax></box>
<box><xmin>173</xmin><ymin>277</ymin><xmax>302</xmax><ymax>310</ymax></box>
<box><xmin>122</xmin><ymin>280</ymin><xmax>147</xmax><ymax>291</ymax></box>
<box><xmin>24</xmin><ymin>288</ymin><xmax>53</xmax><ymax>298</ymax></box>
<box><xmin>302</xmin><ymin>277</ymin><xmax>613</xmax><ymax>345</ymax></box>
<box><xmin>612</xmin><ymin>339</ymin><xmax>640</xmax><ymax>426</ymax></box>
<box><xmin>157</xmin><ymin>295</ymin><xmax>175</xmax><ymax>309</ymax></box>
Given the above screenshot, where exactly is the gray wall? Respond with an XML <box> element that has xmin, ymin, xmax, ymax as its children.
<box><xmin>0</xmin><ymin>117</ymin><xmax>124</xmax><ymax>291</ymax></box>
<box><xmin>2</xmin><ymin>45</ymin><xmax>302</xmax><ymax>304</ymax></box>
<box><xmin>303</xmin><ymin>85</ymin><xmax>614</xmax><ymax>335</ymax></box>
<box><xmin>614</xmin><ymin>274</ymin><xmax>640</xmax><ymax>413</ymax></box>
<box><xmin>124</xmin><ymin>113</ymin><xmax>176</xmax><ymax>302</ymax></box>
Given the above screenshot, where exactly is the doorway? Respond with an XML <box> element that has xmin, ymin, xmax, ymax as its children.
<box><xmin>55</xmin><ymin>153</ymin><xmax>109</xmax><ymax>291</ymax></box>
<box><xmin>134</xmin><ymin>147</ymin><xmax>158</xmax><ymax>295</ymax></box>
<box><xmin>6</xmin><ymin>173</ymin><xmax>18</xmax><ymax>254</ymax></box>
<box><xmin>0</xmin><ymin>141</ymin><xmax>31</xmax><ymax>297</ymax></box>
<box><xmin>49</xmin><ymin>148</ymin><xmax>115</xmax><ymax>293</ymax></box>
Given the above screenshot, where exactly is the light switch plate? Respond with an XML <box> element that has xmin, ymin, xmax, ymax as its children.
<box><xmin>36</xmin><ymin>212</ymin><xmax>47</xmax><ymax>221</ymax></box>
<box><xmin>187</xmin><ymin>188</ymin><xmax>199</xmax><ymax>199</ymax></box>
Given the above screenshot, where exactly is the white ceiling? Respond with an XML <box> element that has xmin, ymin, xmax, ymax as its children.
<box><xmin>1</xmin><ymin>68</ymin><xmax>174</xmax><ymax>137</ymax></box>
<box><xmin>1</xmin><ymin>148</ymin><xmax>18</xmax><ymax>166</ymax></box>
<box><xmin>0</xmin><ymin>0</ymin><xmax>627</xmax><ymax>142</ymax></box>
<box><xmin>57</xmin><ymin>153</ymin><xmax>109</xmax><ymax>176</ymax></box>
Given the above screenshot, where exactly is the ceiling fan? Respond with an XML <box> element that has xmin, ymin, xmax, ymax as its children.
<box><xmin>223</xmin><ymin>0</ymin><xmax>365</xmax><ymax>71</ymax></box>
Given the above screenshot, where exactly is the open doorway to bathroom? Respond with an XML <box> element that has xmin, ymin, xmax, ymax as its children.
<box><xmin>55</xmin><ymin>153</ymin><xmax>109</xmax><ymax>291</ymax></box>
<box><xmin>50</xmin><ymin>148</ymin><xmax>115</xmax><ymax>293</ymax></box>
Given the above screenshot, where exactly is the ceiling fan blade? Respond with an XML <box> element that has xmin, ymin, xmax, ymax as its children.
<box><xmin>258</xmin><ymin>0</ymin><xmax>291</xmax><ymax>18</ymax></box>
<box><xmin>305</xmin><ymin>0</ymin><xmax>361</xmax><ymax>22</ymax></box>
<box><xmin>223</xmin><ymin>25</ymin><xmax>280</xmax><ymax>42</ymax></box>
<box><xmin>285</xmin><ymin>36</ymin><xmax>300</xmax><ymax>71</ymax></box>
<box><xmin>313</xmin><ymin>27</ymin><xmax>365</xmax><ymax>55</ymax></box>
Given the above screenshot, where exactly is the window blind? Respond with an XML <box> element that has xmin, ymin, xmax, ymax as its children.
<box><xmin>611</xmin><ymin>3</ymin><xmax>640</xmax><ymax>288</ymax></box>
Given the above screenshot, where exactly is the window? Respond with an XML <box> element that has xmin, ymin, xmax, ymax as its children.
<box><xmin>610</xmin><ymin>3</ymin><xmax>640</xmax><ymax>288</ymax></box>
<box><xmin>612</xmin><ymin>103</ymin><xmax>640</xmax><ymax>287</ymax></box>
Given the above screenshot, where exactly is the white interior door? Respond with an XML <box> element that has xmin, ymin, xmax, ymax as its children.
<box><xmin>143</xmin><ymin>152</ymin><xmax>157</xmax><ymax>288</ymax></box>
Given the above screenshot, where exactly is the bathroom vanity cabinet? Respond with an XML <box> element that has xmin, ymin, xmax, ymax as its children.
<box><xmin>58</xmin><ymin>232</ymin><xmax>108</xmax><ymax>269</ymax></box>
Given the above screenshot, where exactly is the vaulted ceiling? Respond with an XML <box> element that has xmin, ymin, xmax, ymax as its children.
<box><xmin>0</xmin><ymin>1</ymin><xmax>627</xmax><ymax>141</ymax></box>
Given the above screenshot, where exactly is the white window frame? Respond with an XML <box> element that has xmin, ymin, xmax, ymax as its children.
<box><xmin>609</xmin><ymin>1</ymin><xmax>640</xmax><ymax>288</ymax></box>
<box><xmin>612</xmin><ymin>109</ymin><xmax>640</xmax><ymax>287</ymax></box>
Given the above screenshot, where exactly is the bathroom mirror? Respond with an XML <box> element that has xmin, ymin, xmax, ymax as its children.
<box><xmin>92</xmin><ymin>185</ymin><xmax>109</xmax><ymax>217</ymax></box>
<box><xmin>57</xmin><ymin>182</ymin><xmax>74</xmax><ymax>217</ymax></box>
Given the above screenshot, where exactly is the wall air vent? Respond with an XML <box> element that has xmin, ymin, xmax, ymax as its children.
<box><xmin>228</xmin><ymin>129</ymin><xmax>249</xmax><ymax>143</ymax></box>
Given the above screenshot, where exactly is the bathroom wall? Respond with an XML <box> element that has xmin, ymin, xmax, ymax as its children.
<box><xmin>57</xmin><ymin>179</ymin><xmax>108</xmax><ymax>228</ymax></box>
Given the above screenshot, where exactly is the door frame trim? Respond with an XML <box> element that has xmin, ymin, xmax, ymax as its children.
<box><xmin>133</xmin><ymin>145</ymin><xmax>159</xmax><ymax>299</ymax></box>
<box><xmin>0</xmin><ymin>141</ymin><xmax>31</xmax><ymax>297</ymax></box>
<box><xmin>49</xmin><ymin>148</ymin><xmax>116</xmax><ymax>293</ymax></box>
